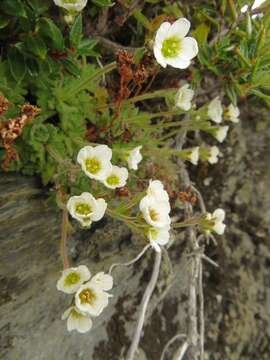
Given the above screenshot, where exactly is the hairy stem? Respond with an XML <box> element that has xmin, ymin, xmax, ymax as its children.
<box><xmin>126</xmin><ymin>251</ymin><xmax>162</xmax><ymax>360</ymax></box>
<box><xmin>60</xmin><ymin>209</ymin><xmax>70</xmax><ymax>269</ymax></box>
<box><xmin>109</xmin><ymin>244</ymin><xmax>151</xmax><ymax>275</ymax></box>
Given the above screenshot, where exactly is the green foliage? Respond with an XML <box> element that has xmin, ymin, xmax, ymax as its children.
<box><xmin>0</xmin><ymin>0</ymin><xmax>269</xmax><ymax>197</ymax></box>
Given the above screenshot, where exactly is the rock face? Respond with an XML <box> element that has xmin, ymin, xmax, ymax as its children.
<box><xmin>0</xmin><ymin>105</ymin><xmax>270</xmax><ymax>360</ymax></box>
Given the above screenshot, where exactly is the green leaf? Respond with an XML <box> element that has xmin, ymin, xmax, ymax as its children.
<box><xmin>38</xmin><ymin>18</ymin><xmax>64</xmax><ymax>51</ymax></box>
<box><xmin>25</xmin><ymin>36</ymin><xmax>48</xmax><ymax>60</ymax></box>
<box><xmin>7</xmin><ymin>48</ymin><xmax>26</xmax><ymax>82</ymax></box>
<box><xmin>70</xmin><ymin>14</ymin><xmax>82</xmax><ymax>48</ymax></box>
<box><xmin>0</xmin><ymin>18</ymin><xmax>9</xmax><ymax>29</ymax></box>
<box><xmin>61</xmin><ymin>59</ymin><xmax>81</xmax><ymax>77</ymax></box>
<box><xmin>77</xmin><ymin>38</ymin><xmax>98</xmax><ymax>56</ymax></box>
<box><xmin>30</xmin><ymin>124</ymin><xmax>50</xmax><ymax>143</ymax></box>
<box><xmin>0</xmin><ymin>0</ymin><xmax>27</xmax><ymax>18</ymax></box>
<box><xmin>92</xmin><ymin>0</ymin><xmax>114</xmax><ymax>7</ymax></box>
<box><xmin>193</xmin><ymin>23</ymin><xmax>210</xmax><ymax>45</ymax></box>
<box><xmin>26</xmin><ymin>0</ymin><xmax>50</xmax><ymax>14</ymax></box>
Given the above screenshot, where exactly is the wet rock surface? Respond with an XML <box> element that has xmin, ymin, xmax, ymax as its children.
<box><xmin>0</xmin><ymin>105</ymin><xmax>270</xmax><ymax>360</ymax></box>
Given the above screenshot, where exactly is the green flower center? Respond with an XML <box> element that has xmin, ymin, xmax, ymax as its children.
<box><xmin>85</xmin><ymin>158</ymin><xmax>102</xmax><ymax>174</ymax></box>
<box><xmin>75</xmin><ymin>203</ymin><xmax>92</xmax><ymax>216</ymax></box>
<box><xmin>70</xmin><ymin>308</ymin><xmax>83</xmax><ymax>319</ymax></box>
<box><xmin>149</xmin><ymin>228</ymin><xmax>158</xmax><ymax>240</ymax></box>
<box><xmin>106</xmin><ymin>174</ymin><xmax>120</xmax><ymax>186</ymax></box>
<box><xmin>161</xmin><ymin>36</ymin><xmax>181</xmax><ymax>58</ymax></box>
<box><xmin>64</xmin><ymin>0</ymin><xmax>78</xmax><ymax>4</ymax></box>
<box><xmin>64</xmin><ymin>272</ymin><xmax>81</xmax><ymax>286</ymax></box>
<box><xmin>79</xmin><ymin>288</ymin><xmax>96</xmax><ymax>305</ymax></box>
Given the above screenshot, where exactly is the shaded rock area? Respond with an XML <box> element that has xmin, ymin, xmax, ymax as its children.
<box><xmin>0</xmin><ymin>104</ymin><xmax>270</xmax><ymax>360</ymax></box>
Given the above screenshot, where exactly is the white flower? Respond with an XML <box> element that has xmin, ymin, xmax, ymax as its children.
<box><xmin>179</xmin><ymin>147</ymin><xmax>199</xmax><ymax>165</ymax></box>
<box><xmin>214</xmin><ymin>126</ymin><xmax>229</xmax><ymax>143</ymax></box>
<box><xmin>67</xmin><ymin>192</ymin><xmax>107</xmax><ymax>227</ymax></box>
<box><xmin>175</xmin><ymin>84</ymin><xmax>194</xmax><ymax>111</ymax></box>
<box><xmin>208</xmin><ymin>146</ymin><xmax>220</xmax><ymax>164</ymax></box>
<box><xmin>147</xmin><ymin>180</ymin><xmax>169</xmax><ymax>203</ymax></box>
<box><xmin>227</xmin><ymin>104</ymin><xmax>240</xmax><ymax>123</ymax></box>
<box><xmin>90</xmin><ymin>272</ymin><xmax>113</xmax><ymax>291</ymax></box>
<box><xmin>103</xmin><ymin>165</ymin><xmax>128</xmax><ymax>189</ymax></box>
<box><xmin>77</xmin><ymin>145</ymin><xmax>112</xmax><ymax>181</ymax></box>
<box><xmin>140</xmin><ymin>195</ymin><xmax>171</xmax><ymax>229</ymax></box>
<box><xmin>147</xmin><ymin>225</ymin><xmax>170</xmax><ymax>252</ymax></box>
<box><xmin>62</xmin><ymin>306</ymin><xmax>92</xmax><ymax>334</ymax></box>
<box><xmin>75</xmin><ymin>281</ymin><xmax>111</xmax><ymax>316</ymax></box>
<box><xmin>53</xmin><ymin>0</ymin><xmax>87</xmax><ymax>12</ymax></box>
<box><xmin>204</xmin><ymin>209</ymin><xmax>226</xmax><ymax>235</ymax></box>
<box><xmin>153</xmin><ymin>18</ymin><xmax>198</xmax><ymax>69</ymax></box>
<box><xmin>56</xmin><ymin>265</ymin><xmax>91</xmax><ymax>294</ymax></box>
<box><xmin>127</xmin><ymin>146</ymin><xmax>143</xmax><ymax>170</ymax></box>
<box><xmin>189</xmin><ymin>147</ymin><xmax>199</xmax><ymax>165</ymax></box>
<box><xmin>208</xmin><ymin>97</ymin><xmax>223</xmax><ymax>123</ymax></box>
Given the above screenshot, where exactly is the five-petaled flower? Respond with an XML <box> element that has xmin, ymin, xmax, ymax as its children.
<box><xmin>62</xmin><ymin>306</ymin><xmax>93</xmax><ymax>333</ymax></box>
<box><xmin>208</xmin><ymin>97</ymin><xmax>223</xmax><ymax>123</ymax></box>
<box><xmin>127</xmin><ymin>146</ymin><xmax>143</xmax><ymax>170</ymax></box>
<box><xmin>57</xmin><ymin>265</ymin><xmax>91</xmax><ymax>294</ymax></box>
<box><xmin>53</xmin><ymin>0</ymin><xmax>88</xmax><ymax>12</ymax></box>
<box><xmin>179</xmin><ymin>147</ymin><xmax>200</xmax><ymax>165</ymax></box>
<box><xmin>202</xmin><ymin>208</ymin><xmax>226</xmax><ymax>235</ymax></box>
<box><xmin>153</xmin><ymin>18</ymin><xmax>198</xmax><ymax>69</ymax></box>
<box><xmin>175</xmin><ymin>84</ymin><xmax>194</xmax><ymax>111</ymax></box>
<box><xmin>67</xmin><ymin>192</ymin><xmax>107</xmax><ymax>227</ymax></box>
<box><xmin>103</xmin><ymin>165</ymin><xmax>129</xmax><ymax>189</ymax></box>
<box><xmin>75</xmin><ymin>279</ymin><xmax>112</xmax><ymax>316</ymax></box>
<box><xmin>147</xmin><ymin>225</ymin><xmax>170</xmax><ymax>252</ymax></box>
<box><xmin>77</xmin><ymin>145</ymin><xmax>112</xmax><ymax>181</ymax></box>
<box><xmin>205</xmin><ymin>126</ymin><xmax>229</xmax><ymax>143</ymax></box>
<box><xmin>147</xmin><ymin>180</ymin><xmax>169</xmax><ymax>203</ymax></box>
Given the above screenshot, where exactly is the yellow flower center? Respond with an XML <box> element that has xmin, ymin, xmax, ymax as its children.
<box><xmin>64</xmin><ymin>272</ymin><xmax>81</xmax><ymax>286</ymax></box>
<box><xmin>75</xmin><ymin>203</ymin><xmax>92</xmax><ymax>216</ymax></box>
<box><xmin>79</xmin><ymin>288</ymin><xmax>96</xmax><ymax>305</ymax></box>
<box><xmin>64</xmin><ymin>0</ymin><xmax>78</xmax><ymax>3</ymax></box>
<box><xmin>161</xmin><ymin>36</ymin><xmax>182</xmax><ymax>58</ymax></box>
<box><xmin>149</xmin><ymin>208</ymin><xmax>159</xmax><ymax>222</ymax></box>
<box><xmin>106</xmin><ymin>174</ymin><xmax>120</xmax><ymax>186</ymax></box>
<box><xmin>85</xmin><ymin>158</ymin><xmax>102</xmax><ymax>174</ymax></box>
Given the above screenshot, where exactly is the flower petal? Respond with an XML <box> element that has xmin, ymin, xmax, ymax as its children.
<box><xmin>166</xmin><ymin>57</ymin><xmax>191</xmax><ymax>69</ymax></box>
<box><xmin>167</xmin><ymin>18</ymin><xmax>191</xmax><ymax>38</ymax></box>
<box><xmin>180</xmin><ymin>37</ymin><xmax>198</xmax><ymax>60</ymax></box>
<box><xmin>153</xmin><ymin>46</ymin><xmax>167</xmax><ymax>68</ymax></box>
<box><xmin>155</xmin><ymin>22</ymin><xmax>171</xmax><ymax>44</ymax></box>
<box><xmin>91</xmin><ymin>198</ymin><xmax>107</xmax><ymax>221</ymax></box>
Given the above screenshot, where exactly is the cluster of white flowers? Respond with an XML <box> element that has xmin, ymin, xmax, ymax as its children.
<box><xmin>77</xmin><ymin>145</ymin><xmax>129</xmax><ymax>189</ymax></box>
<box><xmin>139</xmin><ymin>180</ymin><xmax>171</xmax><ymax>252</ymax></box>
<box><xmin>67</xmin><ymin>145</ymin><xmax>143</xmax><ymax>227</ymax></box>
<box><xmin>206</xmin><ymin>97</ymin><xmax>241</xmax><ymax>142</ymax></box>
<box><xmin>57</xmin><ymin>265</ymin><xmax>113</xmax><ymax>333</ymax></box>
<box><xmin>53</xmin><ymin>0</ymin><xmax>88</xmax><ymax>12</ymax></box>
<box><xmin>201</xmin><ymin>208</ymin><xmax>226</xmax><ymax>235</ymax></box>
